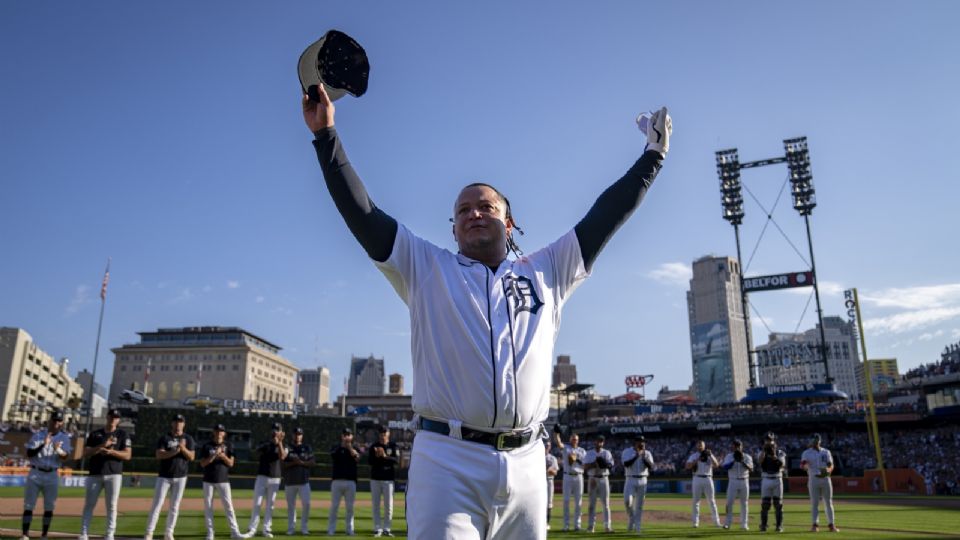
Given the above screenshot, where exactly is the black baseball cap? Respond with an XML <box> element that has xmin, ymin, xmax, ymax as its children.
<box><xmin>377</xmin><ymin>425</ymin><xmax>389</xmax><ymax>434</ymax></box>
<box><xmin>294</xmin><ymin>427</ymin><xmax>304</xmax><ymax>435</ymax></box>
<box><xmin>595</xmin><ymin>434</ymin><xmax>606</xmax><ymax>442</ymax></box>
<box><xmin>49</xmin><ymin>410</ymin><xmax>65</xmax><ymax>422</ymax></box>
<box><xmin>298</xmin><ymin>30</ymin><xmax>370</xmax><ymax>103</ymax></box>
<box><xmin>271</xmin><ymin>422</ymin><xmax>283</xmax><ymax>432</ymax></box>
<box><xmin>172</xmin><ymin>414</ymin><xmax>186</xmax><ymax>422</ymax></box>
<box><xmin>107</xmin><ymin>408</ymin><xmax>122</xmax><ymax>418</ymax></box>
<box><xmin>213</xmin><ymin>424</ymin><xmax>227</xmax><ymax>432</ymax></box>
<box><xmin>634</xmin><ymin>435</ymin><xmax>646</xmax><ymax>443</ymax></box>
<box><xmin>341</xmin><ymin>428</ymin><xmax>353</xmax><ymax>436</ymax></box>
<box><xmin>733</xmin><ymin>439</ymin><xmax>743</xmax><ymax>447</ymax></box>
<box><xmin>764</xmin><ymin>431</ymin><xmax>777</xmax><ymax>441</ymax></box>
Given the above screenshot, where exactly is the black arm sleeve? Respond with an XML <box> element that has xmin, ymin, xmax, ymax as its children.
<box><xmin>574</xmin><ymin>150</ymin><xmax>664</xmax><ymax>271</ymax></box>
<box><xmin>623</xmin><ymin>455</ymin><xmax>639</xmax><ymax>467</ymax></box>
<box><xmin>26</xmin><ymin>445</ymin><xmax>43</xmax><ymax>458</ymax></box>
<box><xmin>312</xmin><ymin>127</ymin><xmax>398</xmax><ymax>262</ymax></box>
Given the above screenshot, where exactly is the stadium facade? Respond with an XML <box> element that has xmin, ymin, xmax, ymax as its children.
<box><xmin>0</xmin><ymin>327</ymin><xmax>85</xmax><ymax>424</ymax></box>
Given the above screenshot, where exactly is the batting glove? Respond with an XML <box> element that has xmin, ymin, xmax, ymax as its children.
<box><xmin>642</xmin><ymin>106</ymin><xmax>672</xmax><ymax>157</ymax></box>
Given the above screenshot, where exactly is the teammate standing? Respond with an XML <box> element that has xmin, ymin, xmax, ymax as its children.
<box><xmin>247</xmin><ymin>423</ymin><xmax>287</xmax><ymax>537</ymax></box>
<box><xmin>20</xmin><ymin>410</ymin><xmax>72</xmax><ymax>540</ymax></box>
<box><xmin>283</xmin><ymin>427</ymin><xmax>314</xmax><ymax>536</ymax></box>
<box><xmin>368</xmin><ymin>426</ymin><xmax>399</xmax><ymax>537</ymax></box>
<box><xmin>145</xmin><ymin>413</ymin><xmax>196</xmax><ymax>540</ymax></box>
<box><xmin>685</xmin><ymin>440</ymin><xmax>721</xmax><ymax>528</ymax></box>
<box><xmin>758</xmin><ymin>433</ymin><xmax>786</xmax><ymax>533</ymax></box>
<box><xmin>721</xmin><ymin>439</ymin><xmax>753</xmax><ymax>531</ymax></box>
<box><xmin>304</xmin><ymin>79</ymin><xmax>670</xmax><ymax>540</ymax></box>
<box><xmin>200</xmin><ymin>424</ymin><xmax>248</xmax><ymax>540</ymax></box>
<box><xmin>328</xmin><ymin>428</ymin><xmax>360</xmax><ymax>536</ymax></box>
<box><xmin>621</xmin><ymin>436</ymin><xmax>654</xmax><ymax>533</ymax></box>
<box><xmin>544</xmin><ymin>441</ymin><xmax>559</xmax><ymax>530</ymax></box>
<box><xmin>801</xmin><ymin>433</ymin><xmax>839</xmax><ymax>532</ymax></box>
<box><xmin>583</xmin><ymin>434</ymin><xmax>613</xmax><ymax>533</ymax></box>
<box><xmin>80</xmin><ymin>408</ymin><xmax>131</xmax><ymax>540</ymax></box>
<box><xmin>553</xmin><ymin>431</ymin><xmax>587</xmax><ymax>532</ymax></box>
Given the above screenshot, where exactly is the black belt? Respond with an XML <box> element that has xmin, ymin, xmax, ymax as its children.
<box><xmin>629</xmin><ymin>475</ymin><xmax>648</xmax><ymax>478</ymax></box>
<box><xmin>31</xmin><ymin>465</ymin><xmax>55</xmax><ymax>473</ymax></box>
<box><xmin>566</xmin><ymin>471</ymin><xmax>582</xmax><ymax>476</ymax></box>
<box><xmin>762</xmin><ymin>475</ymin><xmax>783</xmax><ymax>479</ymax></box>
<box><xmin>696</xmin><ymin>474</ymin><xmax>712</xmax><ymax>478</ymax></box>
<box><xmin>419</xmin><ymin>418</ymin><xmax>534</xmax><ymax>451</ymax></box>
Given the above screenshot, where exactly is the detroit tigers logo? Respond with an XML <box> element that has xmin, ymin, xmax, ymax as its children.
<box><xmin>502</xmin><ymin>275</ymin><xmax>544</xmax><ymax>315</ymax></box>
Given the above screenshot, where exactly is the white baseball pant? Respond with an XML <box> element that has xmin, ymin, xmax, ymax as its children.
<box><xmin>546</xmin><ymin>476</ymin><xmax>555</xmax><ymax>509</ymax></box>
<box><xmin>80</xmin><ymin>474</ymin><xmax>122</xmax><ymax>538</ymax></box>
<box><xmin>328</xmin><ymin>480</ymin><xmax>356</xmax><ymax>535</ymax></box>
<box><xmin>691</xmin><ymin>476</ymin><xmax>720</xmax><ymax>527</ymax></box>
<box><xmin>724</xmin><ymin>478</ymin><xmax>750</xmax><ymax>529</ymax></box>
<box><xmin>370</xmin><ymin>479</ymin><xmax>394</xmax><ymax>532</ymax></box>
<box><xmin>145</xmin><ymin>476</ymin><xmax>188</xmax><ymax>537</ymax></box>
<box><xmin>562</xmin><ymin>473</ymin><xmax>584</xmax><ymax>530</ymax></box>
<box><xmin>284</xmin><ymin>483</ymin><xmax>311</xmax><ymax>534</ymax></box>
<box><xmin>809</xmin><ymin>477</ymin><xmax>835</xmax><ymax>525</ymax></box>
<box><xmin>23</xmin><ymin>469</ymin><xmax>59</xmax><ymax>512</ymax></box>
<box><xmin>247</xmin><ymin>475</ymin><xmax>281</xmax><ymax>534</ymax></box>
<box><xmin>202</xmin><ymin>482</ymin><xmax>244</xmax><ymax>537</ymax></box>
<box><xmin>623</xmin><ymin>477</ymin><xmax>648</xmax><ymax>532</ymax></box>
<box><xmin>406</xmin><ymin>430</ymin><xmax>546</xmax><ymax>540</ymax></box>
<box><xmin>587</xmin><ymin>476</ymin><xmax>611</xmax><ymax>531</ymax></box>
<box><xmin>761</xmin><ymin>477</ymin><xmax>783</xmax><ymax>499</ymax></box>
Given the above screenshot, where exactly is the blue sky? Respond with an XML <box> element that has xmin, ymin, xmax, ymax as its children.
<box><xmin>2</xmin><ymin>1</ymin><xmax>958</xmax><ymax>398</ymax></box>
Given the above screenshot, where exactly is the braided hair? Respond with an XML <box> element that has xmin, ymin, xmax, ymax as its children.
<box><xmin>454</xmin><ymin>182</ymin><xmax>525</xmax><ymax>257</ymax></box>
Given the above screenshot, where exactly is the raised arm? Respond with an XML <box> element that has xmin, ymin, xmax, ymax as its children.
<box><xmin>574</xmin><ymin>107</ymin><xmax>671</xmax><ymax>271</ymax></box>
<box><xmin>304</xmin><ymin>86</ymin><xmax>398</xmax><ymax>263</ymax></box>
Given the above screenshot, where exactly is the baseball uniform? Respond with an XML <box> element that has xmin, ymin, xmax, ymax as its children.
<box><xmin>621</xmin><ymin>447</ymin><xmax>654</xmax><ymax>532</ymax></box>
<box><xmin>328</xmin><ymin>444</ymin><xmax>359</xmax><ymax>536</ymax></box>
<box><xmin>801</xmin><ymin>446</ymin><xmax>836</xmax><ymax>527</ymax></box>
<box><xmin>584</xmin><ymin>446</ymin><xmax>614</xmax><ymax>532</ymax></box>
<box><xmin>200</xmin><ymin>439</ymin><xmax>246</xmax><ymax>540</ymax></box>
<box><xmin>22</xmin><ymin>427</ymin><xmax>72</xmax><ymax>537</ymax></box>
<box><xmin>247</xmin><ymin>439</ymin><xmax>284</xmax><ymax>536</ymax></box>
<box><xmin>80</xmin><ymin>427</ymin><xmax>131</xmax><ymax>540</ymax></box>
<box><xmin>758</xmin><ymin>446</ymin><xmax>787</xmax><ymax>531</ymax></box>
<box><xmin>368</xmin><ymin>440</ymin><xmax>400</xmax><ymax>536</ymax></box>
<box><xmin>559</xmin><ymin>444</ymin><xmax>587</xmax><ymax>531</ymax></box>
<box><xmin>721</xmin><ymin>450</ymin><xmax>753</xmax><ymax>530</ymax></box>
<box><xmin>283</xmin><ymin>441</ymin><xmax>314</xmax><ymax>535</ymax></box>
<box><xmin>145</xmin><ymin>432</ymin><xmax>196</xmax><ymax>539</ymax></box>
<box><xmin>545</xmin><ymin>451</ymin><xmax>559</xmax><ymax>528</ymax></box>
<box><xmin>686</xmin><ymin>450</ymin><xmax>721</xmax><ymax>528</ymax></box>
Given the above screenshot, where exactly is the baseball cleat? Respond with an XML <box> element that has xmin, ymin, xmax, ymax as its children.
<box><xmin>776</xmin><ymin>526</ymin><xmax>784</xmax><ymax>532</ymax></box>
<box><xmin>811</xmin><ymin>524</ymin><xmax>820</xmax><ymax>532</ymax></box>
<box><xmin>144</xmin><ymin>535</ymin><xmax>153</xmax><ymax>540</ymax></box>
<box><xmin>829</xmin><ymin>524</ymin><xmax>840</xmax><ymax>532</ymax></box>
<box><xmin>20</xmin><ymin>536</ymin><xmax>30</xmax><ymax>540</ymax></box>
<box><xmin>373</xmin><ymin>531</ymin><xmax>383</xmax><ymax>538</ymax></box>
<box><xmin>164</xmin><ymin>534</ymin><xmax>175</xmax><ymax>540</ymax></box>
<box><xmin>383</xmin><ymin>531</ymin><xmax>394</xmax><ymax>537</ymax></box>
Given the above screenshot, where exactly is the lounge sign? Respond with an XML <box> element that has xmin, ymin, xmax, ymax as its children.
<box><xmin>742</xmin><ymin>271</ymin><xmax>814</xmax><ymax>293</ymax></box>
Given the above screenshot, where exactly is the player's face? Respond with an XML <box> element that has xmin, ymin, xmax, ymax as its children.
<box><xmin>379</xmin><ymin>431</ymin><xmax>389</xmax><ymax>444</ymax></box>
<box><xmin>696</xmin><ymin>441</ymin><xmax>705</xmax><ymax>451</ymax></box>
<box><xmin>172</xmin><ymin>420</ymin><xmax>185</xmax><ymax>435</ymax></box>
<box><xmin>107</xmin><ymin>416</ymin><xmax>120</xmax><ymax>429</ymax></box>
<box><xmin>635</xmin><ymin>441</ymin><xmax>645</xmax><ymax>451</ymax></box>
<box><xmin>48</xmin><ymin>419</ymin><xmax>63</xmax><ymax>433</ymax></box>
<box><xmin>595</xmin><ymin>439</ymin><xmax>605</xmax><ymax>450</ymax></box>
<box><xmin>342</xmin><ymin>434</ymin><xmax>353</xmax><ymax>445</ymax></box>
<box><xmin>294</xmin><ymin>432</ymin><xmax>303</xmax><ymax>443</ymax></box>
<box><xmin>570</xmin><ymin>434</ymin><xmax>579</xmax><ymax>447</ymax></box>
<box><xmin>213</xmin><ymin>430</ymin><xmax>225</xmax><ymax>444</ymax></box>
<box><xmin>453</xmin><ymin>185</ymin><xmax>512</xmax><ymax>258</ymax></box>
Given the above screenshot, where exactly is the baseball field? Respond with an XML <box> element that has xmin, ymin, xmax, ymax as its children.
<box><xmin>1</xmin><ymin>488</ymin><xmax>958</xmax><ymax>539</ymax></box>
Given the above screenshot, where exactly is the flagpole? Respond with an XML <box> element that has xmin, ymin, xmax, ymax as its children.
<box><xmin>81</xmin><ymin>258</ymin><xmax>110</xmax><ymax>470</ymax></box>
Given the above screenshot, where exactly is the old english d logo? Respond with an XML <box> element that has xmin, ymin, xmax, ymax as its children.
<box><xmin>503</xmin><ymin>275</ymin><xmax>544</xmax><ymax>315</ymax></box>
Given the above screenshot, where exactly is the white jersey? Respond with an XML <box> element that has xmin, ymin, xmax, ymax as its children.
<box><xmin>560</xmin><ymin>445</ymin><xmax>587</xmax><ymax>475</ymax></box>
<box><xmin>25</xmin><ymin>429</ymin><xmax>73</xmax><ymax>470</ymax></box>
<box><xmin>721</xmin><ymin>452</ymin><xmax>754</xmax><ymax>479</ymax></box>
<box><xmin>687</xmin><ymin>452</ymin><xmax>715</xmax><ymax>477</ymax></box>
<box><xmin>376</xmin><ymin>225</ymin><xmax>588</xmax><ymax>430</ymax></box>
<box><xmin>801</xmin><ymin>447</ymin><xmax>833</xmax><ymax>478</ymax></box>
<box><xmin>621</xmin><ymin>448</ymin><xmax>654</xmax><ymax>477</ymax></box>
<box><xmin>584</xmin><ymin>448</ymin><xmax>613</xmax><ymax>477</ymax></box>
<box><xmin>546</xmin><ymin>453</ymin><xmax>559</xmax><ymax>478</ymax></box>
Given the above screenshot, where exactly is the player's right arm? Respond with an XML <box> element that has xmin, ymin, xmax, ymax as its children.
<box><xmin>156</xmin><ymin>436</ymin><xmax>179</xmax><ymax>460</ymax></box>
<box><xmin>25</xmin><ymin>432</ymin><xmax>45</xmax><ymax>457</ymax></box>
<box><xmin>303</xmin><ymin>85</ymin><xmax>397</xmax><ymax>263</ymax></box>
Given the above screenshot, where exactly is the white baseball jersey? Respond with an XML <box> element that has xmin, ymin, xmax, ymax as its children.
<box><xmin>584</xmin><ymin>448</ymin><xmax>613</xmax><ymax>477</ymax></box>
<box><xmin>721</xmin><ymin>452</ymin><xmax>754</xmax><ymax>479</ymax></box>
<box><xmin>26</xmin><ymin>429</ymin><xmax>72</xmax><ymax>469</ymax></box>
<box><xmin>801</xmin><ymin>447</ymin><xmax>833</xmax><ymax>477</ymax></box>
<box><xmin>621</xmin><ymin>448</ymin><xmax>654</xmax><ymax>477</ymax></box>
<box><xmin>376</xmin><ymin>224</ymin><xmax>588</xmax><ymax>429</ymax></box>
<box><xmin>546</xmin><ymin>453</ymin><xmax>559</xmax><ymax>478</ymax></box>
<box><xmin>687</xmin><ymin>452</ymin><xmax>714</xmax><ymax>476</ymax></box>
<box><xmin>560</xmin><ymin>445</ymin><xmax>587</xmax><ymax>475</ymax></box>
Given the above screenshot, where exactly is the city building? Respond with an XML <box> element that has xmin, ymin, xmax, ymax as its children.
<box><xmin>656</xmin><ymin>385</ymin><xmax>695</xmax><ymax>404</ymax></box>
<box><xmin>109</xmin><ymin>327</ymin><xmax>298</xmax><ymax>409</ymax></box>
<box><xmin>0</xmin><ymin>327</ymin><xmax>85</xmax><ymax>424</ymax></box>
<box><xmin>552</xmin><ymin>355</ymin><xmax>577</xmax><ymax>388</ymax></box>
<box><xmin>389</xmin><ymin>373</ymin><xmax>404</xmax><ymax>394</ymax></box>
<box><xmin>756</xmin><ymin>316</ymin><xmax>861</xmax><ymax>398</ymax></box>
<box><xmin>299</xmin><ymin>366</ymin><xmax>331</xmax><ymax>409</ymax></box>
<box><xmin>686</xmin><ymin>256</ymin><xmax>751</xmax><ymax>404</ymax></box>
<box><xmin>856</xmin><ymin>358</ymin><xmax>900</xmax><ymax>396</ymax></box>
<box><xmin>348</xmin><ymin>355</ymin><xmax>385</xmax><ymax>396</ymax></box>
<box><xmin>76</xmin><ymin>368</ymin><xmax>108</xmax><ymax>418</ymax></box>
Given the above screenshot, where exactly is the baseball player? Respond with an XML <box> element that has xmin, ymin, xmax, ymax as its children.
<box><xmin>304</xmin><ymin>79</ymin><xmax>670</xmax><ymax>540</ymax></box>
<box><xmin>685</xmin><ymin>440</ymin><xmax>721</xmax><ymax>528</ymax></box>
<box><xmin>721</xmin><ymin>439</ymin><xmax>753</xmax><ymax>531</ymax></box>
<box><xmin>199</xmin><ymin>424</ymin><xmax>249</xmax><ymax>540</ymax></box>
<box><xmin>758</xmin><ymin>433</ymin><xmax>787</xmax><ymax>533</ymax></box>
<box><xmin>328</xmin><ymin>428</ymin><xmax>360</xmax><ymax>536</ymax></box>
<box><xmin>145</xmin><ymin>413</ymin><xmax>196</xmax><ymax>540</ymax></box>
<box><xmin>544</xmin><ymin>441</ymin><xmax>559</xmax><ymax>531</ymax></box>
<box><xmin>283</xmin><ymin>427</ymin><xmax>314</xmax><ymax>536</ymax></box>
<box><xmin>80</xmin><ymin>408</ymin><xmax>132</xmax><ymax>540</ymax></box>
<box><xmin>621</xmin><ymin>435</ymin><xmax>654</xmax><ymax>533</ymax></box>
<box><xmin>246</xmin><ymin>423</ymin><xmax>287</xmax><ymax>537</ymax></box>
<box><xmin>801</xmin><ymin>433</ymin><xmax>839</xmax><ymax>532</ymax></box>
<box><xmin>583</xmin><ymin>434</ymin><xmax>614</xmax><ymax>533</ymax></box>
<box><xmin>553</xmin><ymin>430</ymin><xmax>587</xmax><ymax>532</ymax></box>
<box><xmin>368</xmin><ymin>425</ymin><xmax>400</xmax><ymax>537</ymax></box>
<box><xmin>20</xmin><ymin>410</ymin><xmax>72</xmax><ymax>540</ymax></box>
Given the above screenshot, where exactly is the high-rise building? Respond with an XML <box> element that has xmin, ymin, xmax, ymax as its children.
<box><xmin>552</xmin><ymin>355</ymin><xmax>577</xmax><ymax>387</ymax></box>
<box><xmin>0</xmin><ymin>327</ymin><xmax>85</xmax><ymax>424</ymax></box>
<box><xmin>76</xmin><ymin>369</ymin><xmax>108</xmax><ymax>418</ymax></box>
<box><xmin>756</xmin><ymin>316</ymin><xmax>861</xmax><ymax>398</ymax></box>
<box><xmin>110</xmin><ymin>327</ymin><xmax>298</xmax><ymax>408</ymax></box>
<box><xmin>856</xmin><ymin>358</ymin><xmax>900</xmax><ymax>396</ymax></box>
<box><xmin>299</xmin><ymin>366</ymin><xmax>331</xmax><ymax>407</ymax></box>
<box><xmin>348</xmin><ymin>355</ymin><xmax>385</xmax><ymax>396</ymax></box>
<box><xmin>686</xmin><ymin>256</ymin><xmax>751</xmax><ymax>404</ymax></box>
<box><xmin>389</xmin><ymin>373</ymin><xmax>404</xmax><ymax>394</ymax></box>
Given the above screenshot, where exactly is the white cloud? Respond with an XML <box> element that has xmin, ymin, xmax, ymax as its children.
<box><xmin>952</xmin><ymin>328</ymin><xmax>960</xmax><ymax>339</ymax></box>
<box><xmin>255</xmin><ymin>296</ymin><xmax>265</xmax><ymax>303</ymax></box>
<box><xmin>65</xmin><ymin>285</ymin><xmax>91</xmax><ymax>315</ymax></box>
<box><xmin>168</xmin><ymin>288</ymin><xmax>193</xmax><ymax>305</ymax></box>
<box><xmin>202</xmin><ymin>285</ymin><xmax>212</xmax><ymax>293</ymax></box>
<box><xmin>917</xmin><ymin>329</ymin><xmax>945</xmax><ymax>341</ymax></box>
<box><xmin>647</xmin><ymin>262</ymin><xmax>692</xmax><ymax>287</ymax></box>
<box><xmin>863</xmin><ymin>307</ymin><xmax>960</xmax><ymax>334</ymax></box>
<box><xmin>784</xmin><ymin>280</ymin><xmax>844</xmax><ymax>297</ymax></box>
<box><xmin>860</xmin><ymin>283</ymin><xmax>960</xmax><ymax>310</ymax></box>
<box><xmin>227</xmin><ymin>280</ymin><xmax>240</xmax><ymax>289</ymax></box>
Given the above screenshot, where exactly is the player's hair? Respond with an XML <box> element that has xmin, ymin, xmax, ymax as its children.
<box><xmin>455</xmin><ymin>182</ymin><xmax>525</xmax><ymax>257</ymax></box>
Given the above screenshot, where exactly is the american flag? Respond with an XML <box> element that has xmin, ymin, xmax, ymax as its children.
<box><xmin>100</xmin><ymin>258</ymin><xmax>111</xmax><ymax>300</ymax></box>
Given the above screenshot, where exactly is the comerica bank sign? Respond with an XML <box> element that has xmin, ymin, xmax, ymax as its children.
<box><xmin>221</xmin><ymin>399</ymin><xmax>307</xmax><ymax>413</ymax></box>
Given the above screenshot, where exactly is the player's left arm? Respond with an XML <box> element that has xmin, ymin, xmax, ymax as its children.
<box><xmin>573</xmin><ymin>107</ymin><xmax>670</xmax><ymax>271</ymax></box>
<box><xmin>107</xmin><ymin>434</ymin><xmax>133</xmax><ymax>461</ymax></box>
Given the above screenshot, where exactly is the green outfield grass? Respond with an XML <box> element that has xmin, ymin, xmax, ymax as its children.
<box><xmin>2</xmin><ymin>492</ymin><xmax>959</xmax><ymax>539</ymax></box>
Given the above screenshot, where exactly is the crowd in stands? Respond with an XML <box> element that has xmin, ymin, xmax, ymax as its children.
<box><xmin>905</xmin><ymin>341</ymin><xmax>960</xmax><ymax>379</ymax></box>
